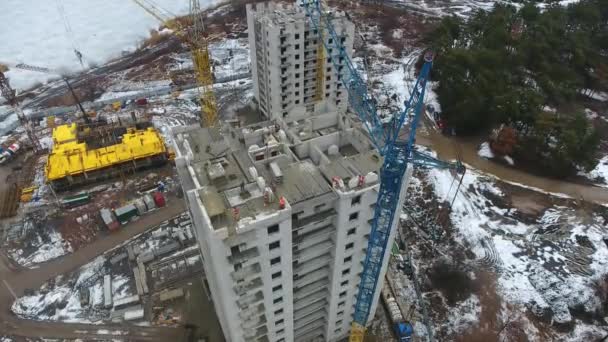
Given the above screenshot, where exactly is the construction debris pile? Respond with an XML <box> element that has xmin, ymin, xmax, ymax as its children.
<box><xmin>11</xmin><ymin>213</ymin><xmax>201</xmax><ymax>325</ymax></box>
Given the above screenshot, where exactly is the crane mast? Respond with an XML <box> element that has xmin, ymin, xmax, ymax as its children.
<box><xmin>130</xmin><ymin>0</ymin><xmax>218</xmax><ymax>127</ymax></box>
<box><xmin>0</xmin><ymin>71</ymin><xmax>42</xmax><ymax>153</ymax></box>
<box><xmin>189</xmin><ymin>0</ymin><xmax>218</xmax><ymax>127</ymax></box>
<box><xmin>300</xmin><ymin>1</ymin><xmax>464</xmax><ymax>341</ymax></box>
<box><xmin>314</xmin><ymin>0</ymin><xmax>326</xmax><ymax>103</ymax></box>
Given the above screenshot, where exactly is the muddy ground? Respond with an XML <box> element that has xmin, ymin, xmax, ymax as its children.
<box><xmin>395</xmin><ymin>168</ymin><xmax>608</xmax><ymax>341</ymax></box>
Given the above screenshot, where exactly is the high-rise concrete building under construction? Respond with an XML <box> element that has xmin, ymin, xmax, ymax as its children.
<box><xmin>174</xmin><ymin>2</ymin><xmax>407</xmax><ymax>341</ymax></box>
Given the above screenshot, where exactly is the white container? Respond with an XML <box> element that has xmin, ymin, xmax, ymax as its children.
<box><xmin>143</xmin><ymin>194</ymin><xmax>156</xmax><ymax>211</ymax></box>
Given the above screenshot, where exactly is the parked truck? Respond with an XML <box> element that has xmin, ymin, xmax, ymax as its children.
<box><xmin>0</xmin><ymin>143</ymin><xmax>20</xmax><ymax>164</ymax></box>
<box><xmin>382</xmin><ymin>283</ymin><xmax>413</xmax><ymax>341</ymax></box>
<box><xmin>100</xmin><ymin>208</ymin><xmax>119</xmax><ymax>231</ymax></box>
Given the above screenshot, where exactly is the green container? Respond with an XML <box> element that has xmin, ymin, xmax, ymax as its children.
<box><xmin>114</xmin><ymin>204</ymin><xmax>138</xmax><ymax>225</ymax></box>
<box><xmin>61</xmin><ymin>193</ymin><xmax>91</xmax><ymax>208</ymax></box>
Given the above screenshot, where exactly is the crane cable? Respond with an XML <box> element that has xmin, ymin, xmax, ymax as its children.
<box><xmin>54</xmin><ymin>0</ymin><xmax>85</xmax><ymax>68</ymax></box>
<box><xmin>142</xmin><ymin>0</ymin><xmax>177</xmax><ymax>21</ymax></box>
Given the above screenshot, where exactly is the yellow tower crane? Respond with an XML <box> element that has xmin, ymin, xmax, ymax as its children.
<box><xmin>131</xmin><ymin>0</ymin><xmax>218</xmax><ymax>127</ymax></box>
<box><xmin>188</xmin><ymin>0</ymin><xmax>218</xmax><ymax>128</ymax></box>
<box><xmin>314</xmin><ymin>0</ymin><xmax>327</xmax><ymax>103</ymax></box>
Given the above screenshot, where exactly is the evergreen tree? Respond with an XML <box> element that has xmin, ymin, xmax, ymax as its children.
<box><xmin>428</xmin><ymin>0</ymin><xmax>605</xmax><ymax>177</ymax></box>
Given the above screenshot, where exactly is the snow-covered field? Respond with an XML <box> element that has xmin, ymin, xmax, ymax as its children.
<box><xmin>12</xmin><ymin>256</ymin><xmax>108</xmax><ymax>323</ymax></box>
<box><xmin>0</xmin><ymin>0</ymin><xmax>224</xmax><ymax>90</ymax></box>
<box><xmin>8</xmin><ymin>229</ymin><xmax>73</xmax><ymax>268</ymax></box>
<box><xmin>210</xmin><ymin>39</ymin><xmax>251</xmax><ymax>80</ymax></box>
<box><xmin>5</xmin><ymin>212</ymin><xmax>74</xmax><ymax>269</ymax></box>
<box><xmin>400</xmin><ymin>156</ymin><xmax>608</xmax><ymax>339</ymax></box>
<box><xmin>12</xmin><ymin>212</ymin><xmax>198</xmax><ymax>324</ymax></box>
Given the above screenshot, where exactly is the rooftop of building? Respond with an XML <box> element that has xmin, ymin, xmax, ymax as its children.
<box><xmin>174</xmin><ymin>109</ymin><xmax>382</xmax><ymax>232</ymax></box>
<box><xmin>248</xmin><ymin>1</ymin><xmax>350</xmax><ymax>27</ymax></box>
<box><xmin>248</xmin><ymin>2</ymin><xmax>305</xmax><ymax>24</ymax></box>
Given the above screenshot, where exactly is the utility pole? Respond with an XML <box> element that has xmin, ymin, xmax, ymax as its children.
<box><xmin>8</xmin><ymin>63</ymin><xmax>90</xmax><ymax>124</ymax></box>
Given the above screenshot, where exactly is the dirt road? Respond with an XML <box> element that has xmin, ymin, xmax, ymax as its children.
<box><xmin>417</xmin><ymin>126</ymin><xmax>608</xmax><ymax>205</ymax></box>
<box><xmin>0</xmin><ymin>198</ymin><xmax>187</xmax><ymax>341</ymax></box>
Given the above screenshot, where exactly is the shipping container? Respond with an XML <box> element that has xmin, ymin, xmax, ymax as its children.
<box><xmin>177</xmin><ymin>231</ymin><xmax>187</xmax><ymax>244</ymax></box>
<box><xmin>133</xmin><ymin>198</ymin><xmax>147</xmax><ymax>215</ymax></box>
<box><xmin>143</xmin><ymin>194</ymin><xmax>156</xmax><ymax>211</ymax></box>
<box><xmin>153</xmin><ymin>241</ymin><xmax>180</xmax><ymax>258</ymax></box>
<box><xmin>153</xmin><ymin>191</ymin><xmax>165</xmax><ymax>207</ymax></box>
<box><xmin>7</xmin><ymin>143</ymin><xmax>19</xmax><ymax>154</ymax></box>
<box><xmin>113</xmin><ymin>295</ymin><xmax>140</xmax><ymax>310</ymax></box>
<box><xmin>100</xmin><ymin>208</ymin><xmax>120</xmax><ymax>231</ymax></box>
<box><xmin>159</xmin><ymin>288</ymin><xmax>184</xmax><ymax>302</ymax></box>
<box><xmin>103</xmin><ymin>275</ymin><xmax>113</xmax><ymax>308</ymax></box>
<box><xmin>79</xmin><ymin>287</ymin><xmax>90</xmax><ymax>306</ymax></box>
<box><xmin>124</xmin><ymin>308</ymin><xmax>145</xmax><ymax>321</ymax></box>
<box><xmin>114</xmin><ymin>204</ymin><xmax>138</xmax><ymax>225</ymax></box>
<box><xmin>137</xmin><ymin>251</ymin><xmax>155</xmax><ymax>264</ymax></box>
<box><xmin>109</xmin><ymin>252</ymin><xmax>128</xmax><ymax>265</ymax></box>
<box><xmin>62</xmin><ymin>193</ymin><xmax>91</xmax><ymax>208</ymax></box>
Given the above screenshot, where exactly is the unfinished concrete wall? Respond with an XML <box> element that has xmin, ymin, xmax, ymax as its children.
<box><xmin>247</xmin><ymin>1</ymin><xmax>354</xmax><ymax>121</ymax></box>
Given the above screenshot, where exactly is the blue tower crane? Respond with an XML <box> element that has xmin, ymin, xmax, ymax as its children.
<box><xmin>300</xmin><ymin>1</ymin><xmax>465</xmax><ymax>341</ymax></box>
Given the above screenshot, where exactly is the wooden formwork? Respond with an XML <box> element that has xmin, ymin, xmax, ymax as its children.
<box><xmin>0</xmin><ymin>183</ymin><xmax>19</xmax><ymax>218</ymax></box>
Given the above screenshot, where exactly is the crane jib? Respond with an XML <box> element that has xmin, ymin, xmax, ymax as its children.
<box><xmin>300</xmin><ymin>1</ymin><xmax>463</xmax><ymax>340</ymax></box>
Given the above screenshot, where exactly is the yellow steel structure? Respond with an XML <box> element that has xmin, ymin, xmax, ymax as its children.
<box><xmin>315</xmin><ymin>36</ymin><xmax>325</xmax><ymax>102</ymax></box>
<box><xmin>314</xmin><ymin>0</ymin><xmax>327</xmax><ymax>103</ymax></box>
<box><xmin>130</xmin><ymin>0</ymin><xmax>218</xmax><ymax>127</ymax></box>
<box><xmin>349</xmin><ymin>323</ymin><xmax>366</xmax><ymax>342</ymax></box>
<box><xmin>20</xmin><ymin>186</ymin><xmax>37</xmax><ymax>203</ymax></box>
<box><xmin>191</xmin><ymin>25</ymin><xmax>218</xmax><ymax>128</ymax></box>
<box><xmin>45</xmin><ymin>123</ymin><xmax>166</xmax><ymax>182</ymax></box>
<box><xmin>47</xmin><ymin>115</ymin><xmax>56</xmax><ymax>128</ymax></box>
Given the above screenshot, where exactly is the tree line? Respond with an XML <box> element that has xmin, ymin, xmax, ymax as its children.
<box><xmin>428</xmin><ymin>0</ymin><xmax>607</xmax><ymax>177</ymax></box>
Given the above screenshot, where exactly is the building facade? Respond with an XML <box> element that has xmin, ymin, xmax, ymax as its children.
<box><xmin>173</xmin><ymin>2</ymin><xmax>408</xmax><ymax>341</ymax></box>
<box><xmin>247</xmin><ymin>1</ymin><xmax>354</xmax><ymax>120</ymax></box>
<box><xmin>174</xmin><ymin>114</ymin><xmax>409</xmax><ymax>342</ymax></box>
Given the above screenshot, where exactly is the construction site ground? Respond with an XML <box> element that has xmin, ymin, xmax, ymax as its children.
<box><xmin>1</xmin><ymin>161</ymin><xmax>184</xmax><ymax>268</ymax></box>
<box><xmin>7</xmin><ymin>211</ymin><xmax>224</xmax><ymax>342</ymax></box>
<box><xmin>0</xmin><ymin>0</ymin><xmax>607</xmax><ymax>341</ymax></box>
<box><xmin>367</xmin><ymin>164</ymin><xmax>608</xmax><ymax>341</ymax></box>
<box><xmin>0</xmin><ymin>199</ymin><xmax>188</xmax><ymax>341</ymax></box>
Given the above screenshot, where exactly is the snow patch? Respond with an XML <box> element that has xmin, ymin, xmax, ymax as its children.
<box><xmin>8</xmin><ymin>228</ymin><xmax>73</xmax><ymax>268</ymax></box>
<box><xmin>477</xmin><ymin>142</ymin><xmax>494</xmax><ymax>159</ymax></box>
<box><xmin>578</xmin><ymin>155</ymin><xmax>608</xmax><ymax>188</ymax></box>
<box><xmin>0</xmin><ymin>0</ymin><xmax>221</xmax><ymax>90</ymax></box>
<box><xmin>425</xmin><ymin>160</ymin><xmax>608</xmax><ymax>329</ymax></box>
<box><xmin>445</xmin><ymin>294</ymin><xmax>481</xmax><ymax>333</ymax></box>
